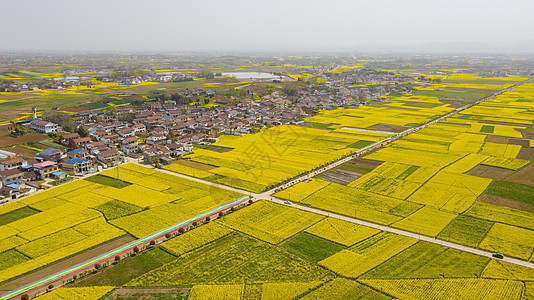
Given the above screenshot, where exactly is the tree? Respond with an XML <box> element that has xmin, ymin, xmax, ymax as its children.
<box><xmin>76</xmin><ymin>126</ymin><xmax>89</xmax><ymax>137</ymax></box>
<box><xmin>152</xmin><ymin>157</ymin><xmax>160</xmax><ymax>168</ymax></box>
<box><xmin>282</xmin><ymin>84</ymin><xmax>298</xmax><ymax>96</ymax></box>
<box><xmin>104</xmin><ymin>105</ymin><xmax>117</xmax><ymax>116</ymax></box>
<box><xmin>44</xmin><ymin>111</ymin><xmax>76</xmax><ymax>132</ymax></box>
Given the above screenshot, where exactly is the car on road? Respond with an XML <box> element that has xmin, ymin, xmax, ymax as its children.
<box><xmin>284</xmin><ymin>200</ymin><xmax>292</xmax><ymax>205</ymax></box>
<box><xmin>492</xmin><ymin>253</ymin><xmax>504</xmax><ymax>259</ymax></box>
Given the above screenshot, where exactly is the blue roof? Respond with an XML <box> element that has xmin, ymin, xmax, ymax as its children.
<box><xmin>39</xmin><ymin>148</ymin><xmax>61</xmax><ymax>155</ymax></box>
<box><xmin>51</xmin><ymin>171</ymin><xmax>67</xmax><ymax>176</ymax></box>
<box><xmin>6</xmin><ymin>183</ymin><xmax>20</xmax><ymax>189</ymax></box>
<box><xmin>67</xmin><ymin>148</ymin><xmax>87</xmax><ymax>155</ymax></box>
<box><xmin>22</xmin><ymin>165</ymin><xmax>32</xmax><ymax>169</ymax></box>
<box><xmin>63</xmin><ymin>158</ymin><xmax>89</xmax><ymax>165</ymax></box>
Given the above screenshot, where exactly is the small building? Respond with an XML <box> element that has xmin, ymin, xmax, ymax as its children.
<box><xmin>60</xmin><ymin>133</ymin><xmax>81</xmax><ymax>146</ymax></box>
<box><xmin>37</xmin><ymin>148</ymin><xmax>63</xmax><ymax>162</ymax></box>
<box><xmin>70</xmin><ymin>137</ymin><xmax>91</xmax><ymax>148</ymax></box>
<box><xmin>33</xmin><ymin>161</ymin><xmax>59</xmax><ymax>179</ymax></box>
<box><xmin>50</xmin><ymin>171</ymin><xmax>68</xmax><ymax>180</ymax></box>
<box><xmin>61</xmin><ymin>158</ymin><xmax>91</xmax><ymax>176</ymax></box>
<box><xmin>29</xmin><ymin>119</ymin><xmax>59</xmax><ymax>133</ymax></box>
<box><xmin>0</xmin><ymin>157</ymin><xmax>27</xmax><ymax>171</ymax></box>
<box><xmin>97</xmin><ymin>148</ymin><xmax>121</xmax><ymax>166</ymax></box>
<box><xmin>0</xmin><ymin>169</ymin><xmax>24</xmax><ymax>186</ymax></box>
<box><xmin>66</xmin><ymin>148</ymin><xmax>88</xmax><ymax>159</ymax></box>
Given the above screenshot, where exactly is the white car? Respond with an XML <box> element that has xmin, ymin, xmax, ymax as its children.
<box><xmin>284</xmin><ymin>200</ymin><xmax>292</xmax><ymax>205</ymax></box>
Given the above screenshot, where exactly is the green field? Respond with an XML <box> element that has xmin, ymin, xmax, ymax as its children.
<box><xmin>0</xmin><ymin>207</ymin><xmax>40</xmax><ymax>226</ymax></box>
<box><xmin>126</xmin><ymin>233</ymin><xmax>333</xmax><ymax>286</ymax></box>
<box><xmin>484</xmin><ymin>181</ymin><xmax>534</xmax><ymax>205</ymax></box>
<box><xmin>437</xmin><ymin>215</ymin><xmax>494</xmax><ymax>247</ymax></box>
<box><xmin>74</xmin><ymin>248</ymin><xmax>176</xmax><ymax>287</ymax></box>
<box><xmin>281</xmin><ymin>232</ymin><xmax>345</xmax><ymax>263</ymax></box>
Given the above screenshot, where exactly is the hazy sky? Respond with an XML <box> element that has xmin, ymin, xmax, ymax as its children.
<box><xmin>2</xmin><ymin>0</ymin><xmax>534</xmax><ymax>52</ymax></box>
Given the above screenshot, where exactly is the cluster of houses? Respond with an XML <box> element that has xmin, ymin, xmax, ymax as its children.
<box><xmin>0</xmin><ymin>148</ymin><xmax>95</xmax><ymax>200</ymax></box>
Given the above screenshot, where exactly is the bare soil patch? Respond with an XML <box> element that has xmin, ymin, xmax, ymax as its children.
<box><xmin>440</xmin><ymin>99</ymin><xmax>467</xmax><ymax>108</ymax></box>
<box><xmin>516</xmin><ymin>147</ymin><xmax>534</xmax><ymax>160</ymax></box>
<box><xmin>0</xmin><ymin>235</ymin><xmax>134</xmax><ymax>293</ymax></box>
<box><xmin>445</xmin><ymin>87</ymin><xmax>497</xmax><ymax>93</ymax></box>
<box><xmin>522</xmin><ymin>132</ymin><xmax>534</xmax><ymax>139</ymax></box>
<box><xmin>368</xmin><ymin>123</ymin><xmax>410</xmax><ymax>133</ymax></box>
<box><xmin>485</xmin><ymin>136</ymin><xmax>508</xmax><ymax>144</ymax></box>
<box><xmin>466</xmin><ymin>165</ymin><xmax>515</xmax><ymax>180</ymax></box>
<box><xmin>480</xmin><ymin>120</ymin><xmax>531</xmax><ymax>127</ymax></box>
<box><xmin>104</xmin><ymin>287</ymin><xmax>191</xmax><ymax>300</ymax></box>
<box><xmin>317</xmin><ymin>168</ymin><xmax>363</xmax><ymax>185</ymax></box>
<box><xmin>508</xmin><ymin>138</ymin><xmax>531</xmax><ymax>147</ymax></box>
<box><xmin>0</xmin><ymin>133</ymin><xmax>49</xmax><ymax>147</ymax></box>
<box><xmin>506</xmin><ymin>163</ymin><xmax>534</xmax><ymax>185</ymax></box>
<box><xmin>176</xmin><ymin>159</ymin><xmax>217</xmax><ymax>171</ymax></box>
<box><xmin>477</xmin><ymin>194</ymin><xmax>534</xmax><ymax>214</ymax></box>
<box><xmin>348</xmin><ymin>158</ymin><xmax>383</xmax><ymax>170</ymax></box>
<box><xmin>3</xmin><ymin>146</ymin><xmax>40</xmax><ymax>157</ymax></box>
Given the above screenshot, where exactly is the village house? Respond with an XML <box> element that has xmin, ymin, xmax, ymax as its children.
<box><xmin>132</xmin><ymin>123</ymin><xmax>146</xmax><ymax>134</ymax></box>
<box><xmin>0</xmin><ymin>169</ymin><xmax>24</xmax><ymax>186</ymax></box>
<box><xmin>60</xmin><ymin>133</ymin><xmax>80</xmax><ymax>146</ymax></box>
<box><xmin>117</xmin><ymin>127</ymin><xmax>135</xmax><ymax>138</ymax></box>
<box><xmin>0</xmin><ymin>157</ymin><xmax>27</xmax><ymax>171</ymax></box>
<box><xmin>70</xmin><ymin>137</ymin><xmax>91</xmax><ymax>148</ymax></box>
<box><xmin>121</xmin><ymin>136</ymin><xmax>139</xmax><ymax>155</ymax></box>
<box><xmin>32</xmin><ymin>161</ymin><xmax>59</xmax><ymax>179</ymax></box>
<box><xmin>61</xmin><ymin>158</ymin><xmax>92</xmax><ymax>176</ymax></box>
<box><xmin>66</xmin><ymin>148</ymin><xmax>88</xmax><ymax>159</ymax></box>
<box><xmin>101</xmin><ymin>134</ymin><xmax>120</xmax><ymax>145</ymax></box>
<box><xmin>97</xmin><ymin>148</ymin><xmax>121</xmax><ymax>166</ymax></box>
<box><xmin>37</xmin><ymin>148</ymin><xmax>63</xmax><ymax>162</ymax></box>
<box><xmin>146</xmin><ymin>134</ymin><xmax>167</xmax><ymax>145</ymax></box>
<box><xmin>28</xmin><ymin>119</ymin><xmax>59</xmax><ymax>133</ymax></box>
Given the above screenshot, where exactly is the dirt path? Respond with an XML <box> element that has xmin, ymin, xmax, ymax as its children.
<box><xmin>0</xmin><ymin>235</ymin><xmax>133</xmax><ymax>294</ymax></box>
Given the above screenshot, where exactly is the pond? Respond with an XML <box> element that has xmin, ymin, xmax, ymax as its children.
<box><xmin>222</xmin><ymin>72</ymin><xmax>284</xmax><ymax>80</ymax></box>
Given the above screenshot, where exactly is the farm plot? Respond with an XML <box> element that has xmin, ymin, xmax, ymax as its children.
<box><xmin>318</xmin><ymin>232</ymin><xmax>417</xmax><ymax>278</ymax></box>
<box><xmin>483</xmin><ymin>259</ymin><xmax>534</xmax><ymax>281</ymax></box>
<box><xmin>280</xmin><ymin>232</ymin><xmax>345</xmax><ymax>263</ymax></box>
<box><xmin>162</xmin><ymin>222</ymin><xmax>234</xmax><ymax>256</ymax></box>
<box><xmin>34</xmin><ymin>287</ymin><xmax>115</xmax><ymax>300</ymax></box>
<box><xmin>304</xmin><ymin>217</ymin><xmax>380</xmax><ymax>247</ymax></box>
<box><xmin>361</xmin><ymin>278</ymin><xmax>523</xmax><ymax>300</ymax></box>
<box><xmin>217</xmin><ymin>201</ymin><xmax>324</xmax><ymax>244</ymax></box>
<box><xmin>301</xmin><ymin>278</ymin><xmax>391</xmax><ymax>300</ymax></box>
<box><xmin>126</xmin><ymin>233</ymin><xmax>333</xmax><ymax>286</ymax></box>
<box><xmin>436</xmin><ymin>215</ymin><xmax>494</xmax><ymax>247</ymax></box>
<box><xmin>478</xmin><ymin>223</ymin><xmax>534</xmax><ymax>260</ymax></box>
<box><xmin>299</xmin><ymin>182</ymin><xmax>422</xmax><ymax>225</ymax></box>
<box><xmin>360</xmin><ymin>241</ymin><xmax>489</xmax><ymax>279</ymax></box>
